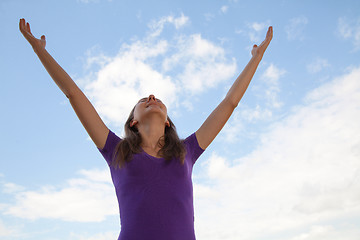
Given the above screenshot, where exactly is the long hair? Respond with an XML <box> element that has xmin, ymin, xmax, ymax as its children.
<box><xmin>111</xmin><ymin>105</ymin><xmax>186</xmax><ymax>169</ymax></box>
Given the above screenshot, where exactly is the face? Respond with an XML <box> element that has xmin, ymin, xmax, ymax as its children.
<box><xmin>131</xmin><ymin>94</ymin><xmax>169</xmax><ymax>127</ymax></box>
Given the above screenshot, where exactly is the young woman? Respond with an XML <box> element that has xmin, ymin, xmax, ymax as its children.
<box><xmin>19</xmin><ymin>18</ymin><xmax>273</xmax><ymax>240</ymax></box>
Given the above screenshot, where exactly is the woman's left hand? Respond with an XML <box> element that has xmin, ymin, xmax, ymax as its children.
<box><xmin>251</xmin><ymin>26</ymin><xmax>273</xmax><ymax>57</ymax></box>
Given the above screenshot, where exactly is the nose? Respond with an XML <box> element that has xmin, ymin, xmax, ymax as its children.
<box><xmin>148</xmin><ymin>94</ymin><xmax>156</xmax><ymax>102</ymax></box>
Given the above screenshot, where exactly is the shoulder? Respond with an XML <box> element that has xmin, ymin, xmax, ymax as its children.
<box><xmin>97</xmin><ymin>129</ymin><xmax>122</xmax><ymax>166</ymax></box>
<box><xmin>184</xmin><ymin>132</ymin><xmax>205</xmax><ymax>151</ymax></box>
<box><xmin>98</xmin><ymin>129</ymin><xmax>122</xmax><ymax>152</ymax></box>
<box><xmin>183</xmin><ymin>132</ymin><xmax>205</xmax><ymax>165</ymax></box>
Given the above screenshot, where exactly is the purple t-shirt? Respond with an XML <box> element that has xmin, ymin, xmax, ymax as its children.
<box><xmin>98</xmin><ymin>129</ymin><xmax>204</xmax><ymax>240</ymax></box>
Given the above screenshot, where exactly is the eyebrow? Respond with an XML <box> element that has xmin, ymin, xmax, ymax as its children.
<box><xmin>138</xmin><ymin>97</ymin><xmax>147</xmax><ymax>103</ymax></box>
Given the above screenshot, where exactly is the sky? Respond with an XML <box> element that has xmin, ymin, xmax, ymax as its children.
<box><xmin>1</xmin><ymin>0</ymin><xmax>360</xmax><ymax>239</ymax></box>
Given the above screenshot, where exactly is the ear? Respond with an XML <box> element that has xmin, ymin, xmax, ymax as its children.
<box><xmin>130</xmin><ymin>120</ymin><xmax>138</xmax><ymax>127</ymax></box>
<box><xmin>165</xmin><ymin>120</ymin><xmax>170</xmax><ymax>127</ymax></box>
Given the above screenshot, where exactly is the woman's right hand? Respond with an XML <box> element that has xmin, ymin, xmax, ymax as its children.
<box><xmin>19</xmin><ymin>18</ymin><xmax>46</xmax><ymax>50</ymax></box>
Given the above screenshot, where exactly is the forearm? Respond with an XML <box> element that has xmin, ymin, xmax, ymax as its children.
<box><xmin>33</xmin><ymin>46</ymin><xmax>79</xmax><ymax>98</ymax></box>
<box><xmin>225</xmin><ymin>54</ymin><xmax>263</xmax><ymax>107</ymax></box>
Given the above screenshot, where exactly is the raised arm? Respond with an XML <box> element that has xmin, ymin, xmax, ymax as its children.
<box><xmin>196</xmin><ymin>26</ymin><xmax>273</xmax><ymax>150</ymax></box>
<box><xmin>19</xmin><ymin>18</ymin><xmax>109</xmax><ymax>149</ymax></box>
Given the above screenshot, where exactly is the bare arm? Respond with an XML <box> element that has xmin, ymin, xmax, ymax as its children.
<box><xmin>19</xmin><ymin>18</ymin><xmax>109</xmax><ymax>149</ymax></box>
<box><xmin>196</xmin><ymin>26</ymin><xmax>273</xmax><ymax>150</ymax></box>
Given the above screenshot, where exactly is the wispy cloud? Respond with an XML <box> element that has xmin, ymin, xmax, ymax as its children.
<box><xmin>260</xmin><ymin>63</ymin><xmax>286</xmax><ymax>109</ymax></box>
<box><xmin>247</xmin><ymin>21</ymin><xmax>270</xmax><ymax>42</ymax></box>
<box><xmin>1</xmin><ymin>183</ymin><xmax>25</xmax><ymax>194</ymax></box>
<box><xmin>221</xmin><ymin>63</ymin><xmax>285</xmax><ymax>143</ymax></box>
<box><xmin>0</xmin><ymin>219</ymin><xmax>14</xmax><ymax>237</ymax></box>
<box><xmin>203</xmin><ymin>13</ymin><xmax>215</xmax><ymax>22</ymax></box>
<box><xmin>148</xmin><ymin>13</ymin><xmax>189</xmax><ymax>37</ymax></box>
<box><xmin>69</xmin><ymin>231</ymin><xmax>118</xmax><ymax>240</ymax></box>
<box><xmin>285</xmin><ymin>16</ymin><xmax>309</xmax><ymax>41</ymax></box>
<box><xmin>220</xmin><ymin>5</ymin><xmax>229</xmax><ymax>14</ymax></box>
<box><xmin>307</xmin><ymin>57</ymin><xmax>330</xmax><ymax>74</ymax></box>
<box><xmin>337</xmin><ymin>17</ymin><xmax>360</xmax><ymax>51</ymax></box>
<box><xmin>77</xmin><ymin>0</ymin><xmax>112</xmax><ymax>3</ymax></box>
<box><xmin>194</xmin><ymin>66</ymin><xmax>360</xmax><ymax>240</ymax></box>
<box><xmin>235</xmin><ymin>20</ymin><xmax>271</xmax><ymax>52</ymax></box>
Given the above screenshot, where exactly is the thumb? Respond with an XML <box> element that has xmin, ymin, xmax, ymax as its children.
<box><xmin>40</xmin><ymin>35</ymin><xmax>46</xmax><ymax>48</ymax></box>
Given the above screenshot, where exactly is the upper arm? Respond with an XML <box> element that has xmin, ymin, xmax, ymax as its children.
<box><xmin>195</xmin><ymin>98</ymin><xmax>236</xmax><ymax>150</ymax></box>
<box><xmin>68</xmin><ymin>87</ymin><xmax>109</xmax><ymax>150</ymax></box>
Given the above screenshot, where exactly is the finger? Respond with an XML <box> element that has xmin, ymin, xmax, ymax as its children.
<box><xmin>41</xmin><ymin>35</ymin><xmax>46</xmax><ymax>44</ymax></box>
<box><xmin>19</xmin><ymin>18</ymin><xmax>25</xmax><ymax>31</ymax></box>
<box><xmin>26</xmin><ymin>22</ymin><xmax>32</xmax><ymax>34</ymax></box>
<box><xmin>41</xmin><ymin>35</ymin><xmax>46</xmax><ymax>47</ymax></box>
<box><xmin>267</xmin><ymin>26</ymin><xmax>273</xmax><ymax>40</ymax></box>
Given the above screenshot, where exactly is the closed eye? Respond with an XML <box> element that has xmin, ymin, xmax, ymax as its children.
<box><xmin>138</xmin><ymin>97</ymin><xmax>162</xmax><ymax>103</ymax></box>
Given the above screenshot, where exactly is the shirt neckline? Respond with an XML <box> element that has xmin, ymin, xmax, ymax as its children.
<box><xmin>141</xmin><ymin>148</ymin><xmax>164</xmax><ymax>160</ymax></box>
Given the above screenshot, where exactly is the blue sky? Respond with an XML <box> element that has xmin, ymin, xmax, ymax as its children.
<box><xmin>1</xmin><ymin>0</ymin><xmax>360</xmax><ymax>239</ymax></box>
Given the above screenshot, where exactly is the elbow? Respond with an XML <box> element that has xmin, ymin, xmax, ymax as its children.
<box><xmin>65</xmin><ymin>91</ymin><xmax>72</xmax><ymax>99</ymax></box>
<box><xmin>224</xmin><ymin>97</ymin><xmax>239</xmax><ymax>109</ymax></box>
<box><xmin>65</xmin><ymin>86</ymin><xmax>80</xmax><ymax>100</ymax></box>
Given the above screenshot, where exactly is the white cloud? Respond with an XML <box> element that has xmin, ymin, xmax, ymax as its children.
<box><xmin>77</xmin><ymin>14</ymin><xmax>236</xmax><ymax>128</ymax></box>
<box><xmin>78</xmin><ymin>40</ymin><xmax>177</xmax><ymax>129</ymax></box>
<box><xmin>193</xmin><ymin>66</ymin><xmax>360</xmax><ymax>240</ymax></box>
<box><xmin>163</xmin><ymin>34</ymin><xmax>237</xmax><ymax>94</ymax></box>
<box><xmin>307</xmin><ymin>58</ymin><xmax>330</xmax><ymax>74</ymax></box>
<box><xmin>337</xmin><ymin>17</ymin><xmax>360</xmax><ymax>51</ymax></box>
<box><xmin>4</xmin><ymin>169</ymin><xmax>117</xmax><ymax>222</ymax></box>
<box><xmin>289</xmin><ymin>224</ymin><xmax>360</xmax><ymax>240</ymax></box>
<box><xmin>285</xmin><ymin>16</ymin><xmax>309</xmax><ymax>41</ymax></box>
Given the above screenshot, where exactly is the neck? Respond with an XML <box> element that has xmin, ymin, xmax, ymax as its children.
<box><xmin>137</xmin><ymin>117</ymin><xmax>166</xmax><ymax>151</ymax></box>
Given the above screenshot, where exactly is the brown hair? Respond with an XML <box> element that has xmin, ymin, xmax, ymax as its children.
<box><xmin>111</xmin><ymin>105</ymin><xmax>186</xmax><ymax>169</ymax></box>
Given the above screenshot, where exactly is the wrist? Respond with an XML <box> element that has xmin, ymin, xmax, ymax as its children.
<box><xmin>32</xmin><ymin>44</ymin><xmax>46</xmax><ymax>55</ymax></box>
<box><xmin>251</xmin><ymin>53</ymin><xmax>263</xmax><ymax>62</ymax></box>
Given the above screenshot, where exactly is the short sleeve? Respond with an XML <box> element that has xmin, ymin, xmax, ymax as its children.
<box><xmin>184</xmin><ymin>132</ymin><xmax>205</xmax><ymax>165</ymax></box>
<box><xmin>97</xmin><ymin>129</ymin><xmax>122</xmax><ymax>166</ymax></box>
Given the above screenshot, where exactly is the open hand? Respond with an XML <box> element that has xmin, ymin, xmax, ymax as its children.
<box><xmin>19</xmin><ymin>18</ymin><xmax>46</xmax><ymax>49</ymax></box>
<box><xmin>251</xmin><ymin>26</ymin><xmax>273</xmax><ymax>57</ymax></box>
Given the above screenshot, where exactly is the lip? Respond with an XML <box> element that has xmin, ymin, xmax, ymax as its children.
<box><xmin>146</xmin><ymin>102</ymin><xmax>159</xmax><ymax>107</ymax></box>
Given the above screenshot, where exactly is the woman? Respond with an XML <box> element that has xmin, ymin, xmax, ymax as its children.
<box><xmin>19</xmin><ymin>18</ymin><xmax>272</xmax><ymax>240</ymax></box>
